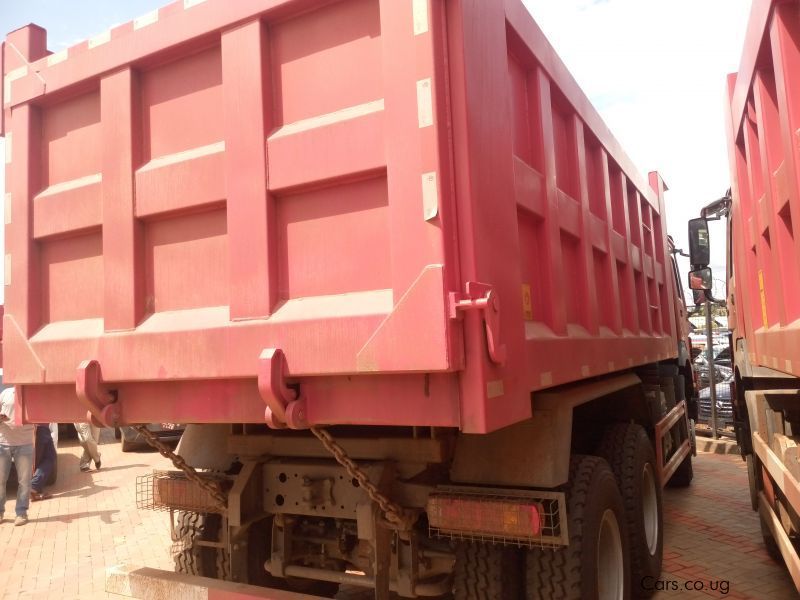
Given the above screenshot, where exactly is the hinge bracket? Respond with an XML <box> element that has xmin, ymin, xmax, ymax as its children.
<box><xmin>76</xmin><ymin>360</ymin><xmax>120</xmax><ymax>428</ymax></box>
<box><xmin>449</xmin><ymin>281</ymin><xmax>507</xmax><ymax>365</ymax></box>
<box><xmin>258</xmin><ymin>348</ymin><xmax>308</xmax><ymax>430</ymax></box>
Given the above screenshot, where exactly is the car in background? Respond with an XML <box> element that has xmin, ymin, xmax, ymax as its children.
<box><xmin>693</xmin><ymin>344</ymin><xmax>732</xmax><ymax>389</ymax></box>
<box><xmin>695</xmin><ymin>362</ymin><xmax>733</xmax><ymax>389</ymax></box>
<box><xmin>697</xmin><ymin>373</ymin><xmax>735</xmax><ymax>429</ymax></box>
<box><xmin>116</xmin><ymin>423</ymin><xmax>185</xmax><ymax>452</ymax></box>
<box><xmin>694</xmin><ymin>344</ymin><xmax>732</xmax><ymax>366</ymax></box>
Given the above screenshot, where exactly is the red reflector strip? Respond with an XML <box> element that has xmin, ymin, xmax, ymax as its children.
<box><xmin>427</xmin><ymin>495</ymin><xmax>542</xmax><ymax>537</ymax></box>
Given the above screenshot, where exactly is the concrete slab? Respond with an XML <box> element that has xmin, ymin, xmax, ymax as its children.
<box><xmin>105</xmin><ymin>564</ymin><xmax>323</xmax><ymax>599</ymax></box>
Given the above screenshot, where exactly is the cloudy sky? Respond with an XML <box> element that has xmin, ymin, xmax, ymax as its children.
<box><xmin>0</xmin><ymin>0</ymin><xmax>752</xmax><ymax>301</ymax></box>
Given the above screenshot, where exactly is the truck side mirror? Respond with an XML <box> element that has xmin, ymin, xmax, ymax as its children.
<box><xmin>688</xmin><ymin>267</ymin><xmax>713</xmax><ymax>291</ymax></box>
<box><xmin>688</xmin><ymin>218</ymin><xmax>710</xmax><ymax>266</ymax></box>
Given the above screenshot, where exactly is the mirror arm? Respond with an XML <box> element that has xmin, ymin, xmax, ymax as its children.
<box><xmin>703</xmin><ymin>289</ymin><xmax>726</xmax><ymax>305</ymax></box>
<box><xmin>700</xmin><ymin>190</ymin><xmax>732</xmax><ymax>221</ymax></box>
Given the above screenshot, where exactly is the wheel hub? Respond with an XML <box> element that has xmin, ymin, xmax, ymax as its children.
<box><xmin>597</xmin><ymin>508</ymin><xmax>624</xmax><ymax>600</ymax></box>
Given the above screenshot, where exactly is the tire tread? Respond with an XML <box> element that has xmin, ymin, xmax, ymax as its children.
<box><xmin>526</xmin><ymin>455</ymin><xmax>605</xmax><ymax>599</ymax></box>
<box><xmin>597</xmin><ymin>423</ymin><xmax>663</xmax><ymax>597</ymax></box>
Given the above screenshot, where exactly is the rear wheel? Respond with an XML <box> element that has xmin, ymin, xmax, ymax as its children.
<box><xmin>597</xmin><ymin>424</ymin><xmax>663</xmax><ymax>598</ymax></box>
<box><xmin>120</xmin><ymin>435</ymin><xmax>137</xmax><ymax>453</ymax></box>
<box><xmin>120</xmin><ymin>427</ymin><xmax>142</xmax><ymax>452</ymax></box>
<box><xmin>526</xmin><ymin>455</ymin><xmax>630</xmax><ymax>599</ymax></box>
<box><xmin>174</xmin><ymin>512</ymin><xmax>228</xmax><ymax>579</ymax></box>
<box><xmin>453</xmin><ymin>542</ymin><xmax>523</xmax><ymax>599</ymax></box>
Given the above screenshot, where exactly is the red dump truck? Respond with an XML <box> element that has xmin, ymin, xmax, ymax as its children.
<box><xmin>692</xmin><ymin>0</ymin><xmax>800</xmax><ymax>591</ymax></box>
<box><xmin>2</xmin><ymin>0</ymin><xmax>695</xmax><ymax>597</ymax></box>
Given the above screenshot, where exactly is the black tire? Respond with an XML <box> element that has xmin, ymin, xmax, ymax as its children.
<box><xmin>120</xmin><ymin>435</ymin><xmax>137</xmax><ymax>453</ymax></box>
<box><xmin>174</xmin><ymin>512</ymin><xmax>228</xmax><ymax>579</ymax></box>
<box><xmin>760</xmin><ymin>511</ymin><xmax>782</xmax><ymax>562</ymax></box>
<box><xmin>526</xmin><ymin>455</ymin><xmax>630</xmax><ymax>600</ymax></box>
<box><xmin>674</xmin><ymin>374</ymin><xmax>686</xmax><ymax>403</ymax></box>
<box><xmin>667</xmin><ymin>454</ymin><xmax>693</xmax><ymax>487</ymax></box>
<box><xmin>597</xmin><ymin>424</ymin><xmax>663</xmax><ymax>598</ymax></box>
<box><xmin>114</xmin><ymin>427</ymin><xmax>121</xmax><ymax>440</ymax></box>
<box><xmin>247</xmin><ymin>517</ymin><xmax>339</xmax><ymax>597</ymax></box>
<box><xmin>453</xmin><ymin>542</ymin><xmax>523</xmax><ymax>599</ymax></box>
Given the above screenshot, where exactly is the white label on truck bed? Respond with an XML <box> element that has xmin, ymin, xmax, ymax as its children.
<box><xmin>134</xmin><ymin>10</ymin><xmax>160</xmax><ymax>30</ymax></box>
<box><xmin>417</xmin><ymin>78</ymin><xmax>434</xmax><ymax>128</ymax></box>
<box><xmin>413</xmin><ymin>0</ymin><xmax>429</xmax><ymax>35</ymax></box>
<box><xmin>422</xmin><ymin>172</ymin><xmax>438</xmax><ymax>221</ymax></box>
<box><xmin>47</xmin><ymin>50</ymin><xmax>68</xmax><ymax>67</ymax></box>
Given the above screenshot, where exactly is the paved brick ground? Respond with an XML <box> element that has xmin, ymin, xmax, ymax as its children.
<box><xmin>1</xmin><ymin>435</ymin><xmax>797</xmax><ymax>599</ymax></box>
<box><xmin>655</xmin><ymin>452</ymin><xmax>797</xmax><ymax>600</ymax></box>
<box><xmin>0</xmin><ymin>429</ymin><xmax>175</xmax><ymax>599</ymax></box>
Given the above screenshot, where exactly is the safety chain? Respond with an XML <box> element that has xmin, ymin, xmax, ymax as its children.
<box><xmin>310</xmin><ymin>426</ymin><xmax>417</xmax><ymax>531</ymax></box>
<box><xmin>132</xmin><ymin>425</ymin><xmax>228</xmax><ymax>513</ymax></box>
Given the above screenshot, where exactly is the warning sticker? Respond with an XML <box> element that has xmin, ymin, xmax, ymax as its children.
<box><xmin>522</xmin><ymin>284</ymin><xmax>533</xmax><ymax>321</ymax></box>
<box><xmin>758</xmin><ymin>270</ymin><xmax>768</xmax><ymax>329</ymax></box>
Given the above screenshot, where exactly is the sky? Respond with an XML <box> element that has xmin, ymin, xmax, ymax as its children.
<box><xmin>522</xmin><ymin>0</ymin><xmax>751</xmax><ymax>298</ymax></box>
<box><xmin>0</xmin><ymin>0</ymin><xmax>752</xmax><ymax>302</ymax></box>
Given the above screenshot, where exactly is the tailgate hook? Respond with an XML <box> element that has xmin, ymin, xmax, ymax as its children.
<box><xmin>449</xmin><ymin>282</ymin><xmax>507</xmax><ymax>365</ymax></box>
<box><xmin>76</xmin><ymin>360</ymin><xmax>120</xmax><ymax>428</ymax></box>
<box><xmin>258</xmin><ymin>348</ymin><xmax>308</xmax><ymax>430</ymax></box>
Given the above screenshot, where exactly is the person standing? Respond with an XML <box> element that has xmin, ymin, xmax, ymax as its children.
<box><xmin>0</xmin><ymin>387</ymin><xmax>35</xmax><ymax>526</ymax></box>
<box><xmin>74</xmin><ymin>422</ymin><xmax>101</xmax><ymax>472</ymax></box>
<box><xmin>30</xmin><ymin>424</ymin><xmax>56</xmax><ymax>501</ymax></box>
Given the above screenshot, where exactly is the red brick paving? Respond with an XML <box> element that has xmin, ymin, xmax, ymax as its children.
<box><xmin>1</xmin><ymin>435</ymin><xmax>797</xmax><ymax>599</ymax></box>
<box><xmin>655</xmin><ymin>450</ymin><xmax>797</xmax><ymax>599</ymax></box>
<box><xmin>0</xmin><ymin>430</ymin><xmax>175</xmax><ymax>599</ymax></box>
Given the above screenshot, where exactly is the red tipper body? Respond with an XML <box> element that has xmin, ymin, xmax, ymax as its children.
<box><xmin>2</xmin><ymin>0</ymin><xmax>677</xmax><ymax>433</ymax></box>
<box><xmin>725</xmin><ymin>0</ymin><xmax>800</xmax><ymax>376</ymax></box>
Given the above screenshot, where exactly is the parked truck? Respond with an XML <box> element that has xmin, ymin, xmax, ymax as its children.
<box><xmin>688</xmin><ymin>0</ymin><xmax>800</xmax><ymax>592</ymax></box>
<box><xmin>1</xmin><ymin>0</ymin><xmax>695</xmax><ymax>597</ymax></box>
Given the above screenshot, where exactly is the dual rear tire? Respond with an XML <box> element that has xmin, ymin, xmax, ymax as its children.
<box><xmin>455</xmin><ymin>454</ymin><xmax>630</xmax><ymax>600</ymax></box>
<box><xmin>597</xmin><ymin>424</ymin><xmax>663</xmax><ymax>598</ymax></box>
<box><xmin>527</xmin><ymin>454</ymin><xmax>630</xmax><ymax>600</ymax></box>
<box><xmin>454</xmin><ymin>423</ymin><xmax>663</xmax><ymax>600</ymax></box>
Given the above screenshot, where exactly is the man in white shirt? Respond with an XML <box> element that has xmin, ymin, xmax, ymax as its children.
<box><xmin>0</xmin><ymin>387</ymin><xmax>35</xmax><ymax>526</ymax></box>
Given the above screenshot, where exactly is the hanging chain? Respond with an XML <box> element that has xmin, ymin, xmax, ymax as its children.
<box><xmin>310</xmin><ymin>426</ymin><xmax>417</xmax><ymax>531</ymax></box>
<box><xmin>135</xmin><ymin>423</ymin><xmax>412</xmax><ymax>526</ymax></box>
<box><xmin>132</xmin><ymin>425</ymin><xmax>227</xmax><ymax>513</ymax></box>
